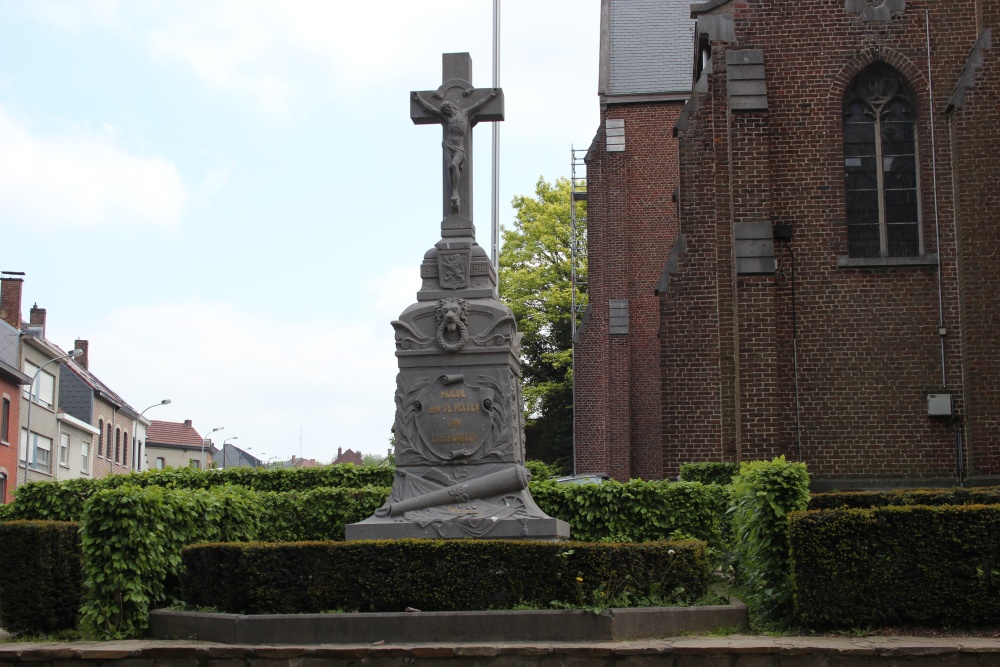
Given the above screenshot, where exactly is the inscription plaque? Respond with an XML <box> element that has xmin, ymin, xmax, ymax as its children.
<box><xmin>415</xmin><ymin>375</ymin><xmax>494</xmax><ymax>460</ymax></box>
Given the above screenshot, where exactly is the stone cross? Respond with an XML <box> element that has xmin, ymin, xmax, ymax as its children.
<box><xmin>411</xmin><ymin>53</ymin><xmax>504</xmax><ymax>237</ymax></box>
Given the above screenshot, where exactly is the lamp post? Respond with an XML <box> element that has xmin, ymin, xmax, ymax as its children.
<box><xmin>201</xmin><ymin>426</ymin><xmax>223</xmax><ymax>470</ymax></box>
<box><xmin>133</xmin><ymin>399</ymin><xmax>171</xmax><ymax>472</ymax></box>
<box><xmin>222</xmin><ymin>436</ymin><xmax>238</xmax><ymax>468</ymax></box>
<box><xmin>23</xmin><ymin>349</ymin><xmax>83</xmax><ymax>487</ymax></box>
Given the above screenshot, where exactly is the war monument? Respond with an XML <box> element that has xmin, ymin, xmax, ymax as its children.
<box><xmin>345</xmin><ymin>53</ymin><xmax>569</xmax><ymax>540</ymax></box>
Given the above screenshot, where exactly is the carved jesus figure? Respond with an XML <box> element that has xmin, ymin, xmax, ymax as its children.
<box><xmin>412</xmin><ymin>89</ymin><xmax>499</xmax><ymax>213</ymax></box>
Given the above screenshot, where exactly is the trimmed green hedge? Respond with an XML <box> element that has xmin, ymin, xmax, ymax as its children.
<box><xmin>530</xmin><ymin>480</ymin><xmax>728</xmax><ymax>546</ymax></box>
<box><xmin>679</xmin><ymin>462</ymin><xmax>740</xmax><ymax>486</ymax></box>
<box><xmin>9</xmin><ymin>464</ymin><xmax>396</xmax><ymax>522</ymax></box>
<box><xmin>729</xmin><ymin>456</ymin><xmax>810</xmax><ymax>624</ymax></box>
<box><xmin>0</xmin><ymin>521</ymin><xmax>83</xmax><ymax>635</ymax></box>
<box><xmin>809</xmin><ymin>487</ymin><xmax>1000</xmax><ymax>510</ymax></box>
<box><xmin>789</xmin><ymin>505</ymin><xmax>1000</xmax><ymax>629</ymax></box>
<box><xmin>181</xmin><ymin>539</ymin><xmax>712</xmax><ymax>614</ymax></box>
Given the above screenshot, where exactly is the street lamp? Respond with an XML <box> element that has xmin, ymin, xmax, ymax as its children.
<box><xmin>222</xmin><ymin>437</ymin><xmax>238</xmax><ymax>468</ymax></box>
<box><xmin>201</xmin><ymin>426</ymin><xmax>223</xmax><ymax>470</ymax></box>
<box><xmin>133</xmin><ymin>399</ymin><xmax>171</xmax><ymax>472</ymax></box>
<box><xmin>23</xmin><ymin>349</ymin><xmax>83</xmax><ymax>487</ymax></box>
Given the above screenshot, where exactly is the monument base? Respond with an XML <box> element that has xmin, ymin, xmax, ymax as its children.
<box><xmin>345</xmin><ymin>516</ymin><xmax>569</xmax><ymax>541</ymax></box>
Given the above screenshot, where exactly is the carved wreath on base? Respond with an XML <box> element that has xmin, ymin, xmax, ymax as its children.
<box><xmin>436</xmin><ymin>298</ymin><xmax>470</xmax><ymax>352</ymax></box>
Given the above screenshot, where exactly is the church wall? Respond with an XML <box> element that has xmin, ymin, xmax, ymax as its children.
<box><xmin>575</xmin><ymin>101</ymin><xmax>683</xmax><ymax>480</ymax></box>
<box><xmin>666</xmin><ymin>0</ymin><xmax>984</xmax><ymax>484</ymax></box>
<box><xmin>948</xmin><ymin>0</ymin><xmax>1000</xmax><ymax>481</ymax></box>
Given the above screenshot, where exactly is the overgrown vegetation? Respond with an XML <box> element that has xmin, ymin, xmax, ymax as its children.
<box><xmin>728</xmin><ymin>456</ymin><xmax>810</xmax><ymax>626</ymax></box>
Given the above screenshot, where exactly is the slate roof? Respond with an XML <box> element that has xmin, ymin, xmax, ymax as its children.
<box><xmin>62</xmin><ymin>358</ymin><xmax>138</xmax><ymax>416</ymax></box>
<box><xmin>147</xmin><ymin>420</ymin><xmax>205</xmax><ymax>447</ymax></box>
<box><xmin>607</xmin><ymin>0</ymin><xmax>695</xmax><ymax>96</ymax></box>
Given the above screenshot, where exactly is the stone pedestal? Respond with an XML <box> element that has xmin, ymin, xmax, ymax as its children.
<box><xmin>346</xmin><ymin>233</ymin><xmax>569</xmax><ymax>540</ymax></box>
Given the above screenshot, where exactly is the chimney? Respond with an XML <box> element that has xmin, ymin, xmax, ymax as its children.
<box><xmin>338</xmin><ymin>447</ymin><xmax>343</xmax><ymax>460</ymax></box>
<box><xmin>0</xmin><ymin>273</ymin><xmax>24</xmax><ymax>329</ymax></box>
<box><xmin>184</xmin><ymin>419</ymin><xmax>192</xmax><ymax>427</ymax></box>
<box><xmin>74</xmin><ymin>339</ymin><xmax>89</xmax><ymax>370</ymax></box>
<box><xmin>29</xmin><ymin>303</ymin><xmax>46</xmax><ymax>337</ymax></box>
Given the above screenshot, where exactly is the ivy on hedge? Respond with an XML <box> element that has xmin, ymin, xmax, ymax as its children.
<box><xmin>729</xmin><ymin>456</ymin><xmax>810</xmax><ymax>624</ymax></box>
<box><xmin>530</xmin><ymin>479</ymin><xmax>728</xmax><ymax>546</ymax></box>
<box><xmin>789</xmin><ymin>505</ymin><xmax>1000</xmax><ymax>628</ymax></box>
<box><xmin>181</xmin><ymin>539</ymin><xmax>712</xmax><ymax>614</ymax></box>
<box><xmin>679</xmin><ymin>462</ymin><xmax>740</xmax><ymax>486</ymax></box>
<box><xmin>809</xmin><ymin>487</ymin><xmax>1000</xmax><ymax>510</ymax></box>
<box><xmin>0</xmin><ymin>521</ymin><xmax>83</xmax><ymax>636</ymax></box>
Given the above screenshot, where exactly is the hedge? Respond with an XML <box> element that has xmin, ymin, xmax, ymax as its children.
<box><xmin>9</xmin><ymin>464</ymin><xmax>396</xmax><ymax>522</ymax></box>
<box><xmin>679</xmin><ymin>462</ymin><xmax>740</xmax><ymax>486</ymax></box>
<box><xmin>0</xmin><ymin>521</ymin><xmax>83</xmax><ymax>635</ymax></box>
<box><xmin>181</xmin><ymin>539</ymin><xmax>712</xmax><ymax>614</ymax></box>
<box><xmin>809</xmin><ymin>486</ymin><xmax>1000</xmax><ymax>510</ymax></box>
<box><xmin>729</xmin><ymin>456</ymin><xmax>810</xmax><ymax>624</ymax></box>
<box><xmin>789</xmin><ymin>505</ymin><xmax>1000</xmax><ymax>629</ymax></box>
<box><xmin>530</xmin><ymin>479</ymin><xmax>728</xmax><ymax>546</ymax></box>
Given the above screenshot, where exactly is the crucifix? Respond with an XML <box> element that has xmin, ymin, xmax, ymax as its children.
<box><xmin>411</xmin><ymin>53</ymin><xmax>504</xmax><ymax>237</ymax></box>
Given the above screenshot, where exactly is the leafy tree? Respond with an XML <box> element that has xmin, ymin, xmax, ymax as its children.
<box><xmin>499</xmin><ymin>177</ymin><xmax>586</xmax><ymax>472</ymax></box>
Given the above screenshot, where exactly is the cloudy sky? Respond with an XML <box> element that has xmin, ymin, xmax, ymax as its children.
<box><xmin>0</xmin><ymin>1</ymin><xmax>601</xmax><ymax>463</ymax></box>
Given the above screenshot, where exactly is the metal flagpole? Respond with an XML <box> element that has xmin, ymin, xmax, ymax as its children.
<box><xmin>491</xmin><ymin>0</ymin><xmax>501</xmax><ymax>277</ymax></box>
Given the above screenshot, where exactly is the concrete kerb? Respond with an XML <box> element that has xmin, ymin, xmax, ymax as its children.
<box><xmin>148</xmin><ymin>603</ymin><xmax>748</xmax><ymax>644</ymax></box>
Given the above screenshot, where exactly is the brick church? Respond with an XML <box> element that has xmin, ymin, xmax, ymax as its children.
<box><xmin>575</xmin><ymin>0</ymin><xmax>1000</xmax><ymax>489</ymax></box>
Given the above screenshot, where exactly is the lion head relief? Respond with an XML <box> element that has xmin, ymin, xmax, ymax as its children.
<box><xmin>436</xmin><ymin>298</ymin><xmax>470</xmax><ymax>352</ymax></box>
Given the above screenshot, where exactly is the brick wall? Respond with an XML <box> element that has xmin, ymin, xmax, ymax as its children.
<box><xmin>575</xmin><ymin>102</ymin><xmax>684</xmax><ymax>480</ymax></box>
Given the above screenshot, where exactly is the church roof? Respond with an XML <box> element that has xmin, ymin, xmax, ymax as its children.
<box><xmin>606</xmin><ymin>0</ymin><xmax>694</xmax><ymax>97</ymax></box>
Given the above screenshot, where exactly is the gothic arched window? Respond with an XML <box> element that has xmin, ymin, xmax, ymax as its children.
<box><xmin>843</xmin><ymin>63</ymin><xmax>921</xmax><ymax>258</ymax></box>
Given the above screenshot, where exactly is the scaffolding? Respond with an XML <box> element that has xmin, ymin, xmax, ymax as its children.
<box><xmin>570</xmin><ymin>147</ymin><xmax>587</xmax><ymax>477</ymax></box>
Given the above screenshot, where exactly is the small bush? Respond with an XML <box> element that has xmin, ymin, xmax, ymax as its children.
<box><xmin>182</xmin><ymin>539</ymin><xmax>712</xmax><ymax>614</ymax></box>
<box><xmin>729</xmin><ymin>456</ymin><xmax>810</xmax><ymax>624</ymax></box>
<box><xmin>789</xmin><ymin>505</ymin><xmax>1000</xmax><ymax>628</ymax></box>
<box><xmin>525</xmin><ymin>459</ymin><xmax>561</xmax><ymax>481</ymax></box>
<box><xmin>679</xmin><ymin>462</ymin><xmax>740</xmax><ymax>486</ymax></box>
<box><xmin>809</xmin><ymin>486</ymin><xmax>1000</xmax><ymax>510</ymax></box>
<box><xmin>0</xmin><ymin>521</ymin><xmax>83</xmax><ymax>635</ymax></box>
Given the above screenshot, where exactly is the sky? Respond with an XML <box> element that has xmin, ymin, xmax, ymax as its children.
<box><xmin>0</xmin><ymin>0</ymin><xmax>601</xmax><ymax>464</ymax></box>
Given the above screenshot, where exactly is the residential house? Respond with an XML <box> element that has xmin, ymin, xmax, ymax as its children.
<box><xmin>60</xmin><ymin>339</ymin><xmax>144</xmax><ymax>478</ymax></box>
<box><xmin>217</xmin><ymin>442</ymin><xmax>263</xmax><ymax>468</ymax></box>
<box><xmin>0</xmin><ymin>274</ymin><xmax>32</xmax><ymax>502</ymax></box>
<box><xmin>331</xmin><ymin>448</ymin><xmax>363</xmax><ymax>466</ymax></box>
<box><xmin>146</xmin><ymin>419</ymin><xmax>212</xmax><ymax>470</ymax></box>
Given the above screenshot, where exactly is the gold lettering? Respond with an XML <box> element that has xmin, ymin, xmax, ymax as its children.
<box><xmin>428</xmin><ymin>405</ymin><xmax>441</xmax><ymax>414</ymax></box>
<box><xmin>439</xmin><ymin>389</ymin><xmax>467</xmax><ymax>398</ymax></box>
<box><xmin>445</xmin><ymin>419</ymin><xmax>461</xmax><ymax>428</ymax></box>
<box><xmin>430</xmin><ymin>433</ymin><xmax>478</xmax><ymax>444</ymax></box>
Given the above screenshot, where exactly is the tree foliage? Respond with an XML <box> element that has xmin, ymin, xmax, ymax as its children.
<box><xmin>499</xmin><ymin>177</ymin><xmax>586</xmax><ymax>470</ymax></box>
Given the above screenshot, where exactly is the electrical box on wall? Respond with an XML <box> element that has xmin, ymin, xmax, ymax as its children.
<box><xmin>927</xmin><ymin>393</ymin><xmax>952</xmax><ymax>417</ymax></box>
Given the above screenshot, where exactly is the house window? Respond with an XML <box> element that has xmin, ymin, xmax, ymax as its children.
<box><xmin>106</xmin><ymin>424</ymin><xmax>112</xmax><ymax>458</ymax></box>
<box><xmin>114</xmin><ymin>428</ymin><xmax>120</xmax><ymax>463</ymax></box>
<box><xmin>1</xmin><ymin>397</ymin><xmax>9</xmax><ymax>443</ymax></box>
<box><xmin>122</xmin><ymin>431</ymin><xmax>128</xmax><ymax>466</ymax></box>
<box><xmin>98</xmin><ymin>419</ymin><xmax>104</xmax><ymax>456</ymax></box>
<box><xmin>59</xmin><ymin>432</ymin><xmax>70</xmax><ymax>467</ymax></box>
<box><xmin>155</xmin><ymin>457</ymin><xmax>165</xmax><ymax>470</ymax></box>
<box><xmin>81</xmin><ymin>441</ymin><xmax>90</xmax><ymax>473</ymax></box>
<box><xmin>22</xmin><ymin>362</ymin><xmax>55</xmax><ymax>409</ymax></box>
<box><xmin>843</xmin><ymin>62</ymin><xmax>921</xmax><ymax>258</ymax></box>
<box><xmin>189</xmin><ymin>459</ymin><xmax>201</xmax><ymax>469</ymax></box>
<box><xmin>0</xmin><ymin>473</ymin><xmax>6</xmax><ymax>503</ymax></box>
<box><xmin>21</xmin><ymin>429</ymin><xmax>52</xmax><ymax>473</ymax></box>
